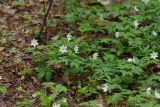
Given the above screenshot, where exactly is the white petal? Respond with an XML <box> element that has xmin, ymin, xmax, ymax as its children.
<box><xmin>146</xmin><ymin>87</ymin><xmax>151</xmax><ymax>94</ymax></box>
<box><xmin>155</xmin><ymin>91</ymin><xmax>160</xmax><ymax>99</ymax></box>
<box><xmin>115</xmin><ymin>32</ymin><xmax>120</xmax><ymax>38</ymax></box>
<box><xmin>100</xmin><ymin>83</ymin><xmax>108</xmax><ymax>92</ymax></box>
<box><xmin>74</xmin><ymin>45</ymin><xmax>79</xmax><ymax>53</ymax></box>
<box><xmin>93</xmin><ymin>53</ymin><xmax>98</xmax><ymax>60</ymax></box>
<box><xmin>0</xmin><ymin>76</ymin><xmax>2</xmax><ymax>80</ymax></box>
<box><xmin>67</xmin><ymin>33</ymin><xmax>72</xmax><ymax>42</ymax></box>
<box><xmin>152</xmin><ymin>31</ymin><xmax>158</xmax><ymax>36</ymax></box>
<box><xmin>133</xmin><ymin>20</ymin><xmax>139</xmax><ymax>28</ymax></box>
<box><xmin>127</xmin><ymin>57</ymin><xmax>136</xmax><ymax>63</ymax></box>
<box><xmin>53</xmin><ymin>103</ymin><xmax>61</xmax><ymax>107</ymax></box>
<box><xmin>32</xmin><ymin>93</ymin><xmax>37</xmax><ymax>98</ymax></box>
<box><xmin>134</xmin><ymin>6</ymin><xmax>139</xmax><ymax>12</ymax></box>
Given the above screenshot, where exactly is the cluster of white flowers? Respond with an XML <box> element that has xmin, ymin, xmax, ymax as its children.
<box><xmin>127</xmin><ymin>51</ymin><xmax>159</xmax><ymax>63</ymax></box>
<box><xmin>59</xmin><ymin>33</ymin><xmax>99</xmax><ymax>60</ymax></box>
<box><xmin>30</xmin><ymin>33</ymin><xmax>100</xmax><ymax>60</ymax></box>
<box><xmin>59</xmin><ymin>45</ymin><xmax>80</xmax><ymax>54</ymax></box>
<box><xmin>59</xmin><ymin>33</ymin><xmax>79</xmax><ymax>54</ymax></box>
<box><xmin>128</xmin><ymin>4</ymin><xmax>159</xmax><ymax>61</ymax></box>
<box><xmin>146</xmin><ymin>87</ymin><xmax>160</xmax><ymax>99</ymax></box>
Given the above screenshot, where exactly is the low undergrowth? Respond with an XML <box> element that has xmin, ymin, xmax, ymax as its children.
<box><xmin>25</xmin><ymin>0</ymin><xmax>160</xmax><ymax>107</ymax></box>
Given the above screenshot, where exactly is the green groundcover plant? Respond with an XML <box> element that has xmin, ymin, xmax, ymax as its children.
<box><xmin>27</xmin><ymin>0</ymin><xmax>160</xmax><ymax>106</ymax></box>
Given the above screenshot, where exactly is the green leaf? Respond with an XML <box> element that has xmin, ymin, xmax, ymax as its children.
<box><xmin>79</xmin><ymin>100</ymin><xmax>97</xmax><ymax>107</ymax></box>
<box><xmin>140</xmin><ymin>103</ymin><xmax>154</xmax><ymax>107</ymax></box>
<box><xmin>107</xmin><ymin>93</ymin><xmax>123</xmax><ymax>105</ymax></box>
<box><xmin>37</xmin><ymin>66</ymin><xmax>53</xmax><ymax>81</ymax></box>
<box><xmin>64</xmin><ymin>13</ymin><xmax>76</xmax><ymax>23</ymax></box>
<box><xmin>0</xmin><ymin>86</ymin><xmax>7</xmax><ymax>95</ymax></box>
<box><xmin>45</xmin><ymin>71</ymin><xmax>53</xmax><ymax>81</ymax></box>
<box><xmin>42</xmin><ymin>82</ymin><xmax>55</xmax><ymax>88</ymax></box>
<box><xmin>78</xmin><ymin>23</ymin><xmax>93</xmax><ymax>33</ymax></box>
<box><xmin>55</xmin><ymin>84</ymin><xmax>67</xmax><ymax>93</ymax></box>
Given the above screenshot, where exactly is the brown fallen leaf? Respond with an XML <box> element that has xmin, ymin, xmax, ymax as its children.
<box><xmin>13</xmin><ymin>55</ymin><xmax>22</xmax><ymax>64</ymax></box>
<box><xmin>0</xmin><ymin>37</ymin><xmax>7</xmax><ymax>44</ymax></box>
<box><xmin>0</xmin><ymin>17</ymin><xmax>7</xmax><ymax>24</ymax></box>
<box><xmin>96</xmin><ymin>20</ymin><xmax>110</xmax><ymax>27</ymax></box>
<box><xmin>1</xmin><ymin>6</ymin><xmax>17</xmax><ymax>15</ymax></box>
<box><xmin>0</xmin><ymin>47</ymin><xmax>5</xmax><ymax>52</ymax></box>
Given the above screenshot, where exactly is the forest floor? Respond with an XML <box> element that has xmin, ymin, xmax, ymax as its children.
<box><xmin>0</xmin><ymin>0</ymin><xmax>160</xmax><ymax>107</ymax></box>
<box><xmin>0</xmin><ymin>0</ymin><xmax>55</xmax><ymax>106</ymax></box>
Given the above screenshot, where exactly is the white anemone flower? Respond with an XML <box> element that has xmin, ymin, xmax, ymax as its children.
<box><xmin>52</xmin><ymin>103</ymin><xmax>60</xmax><ymax>107</ymax></box>
<box><xmin>93</xmin><ymin>53</ymin><xmax>98</xmax><ymax>60</ymax></box>
<box><xmin>32</xmin><ymin>93</ymin><xmax>37</xmax><ymax>98</ymax></box>
<box><xmin>152</xmin><ymin>31</ymin><xmax>158</xmax><ymax>36</ymax></box>
<box><xmin>150</xmin><ymin>51</ymin><xmax>158</xmax><ymax>59</ymax></box>
<box><xmin>67</xmin><ymin>33</ymin><xmax>72</xmax><ymax>42</ymax></box>
<box><xmin>133</xmin><ymin>20</ymin><xmax>139</xmax><ymax>28</ymax></box>
<box><xmin>146</xmin><ymin>87</ymin><xmax>152</xmax><ymax>94</ymax></box>
<box><xmin>155</xmin><ymin>91</ymin><xmax>160</xmax><ymax>99</ymax></box>
<box><xmin>134</xmin><ymin>6</ymin><xmax>139</xmax><ymax>12</ymax></box>
<box><xmin>74</xmin><ymin>45</ymin><xmax>79</xmax><ymax>53</ymax></box>
<box><xmin>127</xmin><ymin>57</ymin><xmax>136</xmax><ymax>63</ymax></box>
<box><xmin>59</xmin><ymin>45</ymin><xmax>67</xmax><ymax>54</ymax></box>
<box><xmin>115</xmin><ymin>32</ymin><xmax>120</xmax><ymax>38</ymax></box>
<box><xmin>141</xmin><ymin>0</ymin><xmax>150</xmax><ymax>4</ymax></box>
<box><xmin>0</xmin><ymin>76</ymin><xmax>2</xmax><ymax>80</ymax></box>
<box><xmin>31</xmin><ymin>39</ymin><xmax>38</xmax><ymax>47</ymax></box>
<box><xmin>100</xmin><ymin>83</ymin><xmax>109</xmax><ymax>92</ymax></box>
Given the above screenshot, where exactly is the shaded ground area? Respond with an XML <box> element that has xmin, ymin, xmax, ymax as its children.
<box><xmin>0</xmin><ymin>0</ymin><xmax>62</xmax><ymax>106</ymax></box>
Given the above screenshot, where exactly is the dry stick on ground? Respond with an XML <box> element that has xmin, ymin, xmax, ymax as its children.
<box><xmin>38</xmin><ymin>0</ymin><xmax>54</xmax><ymax>43</ymax></box>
